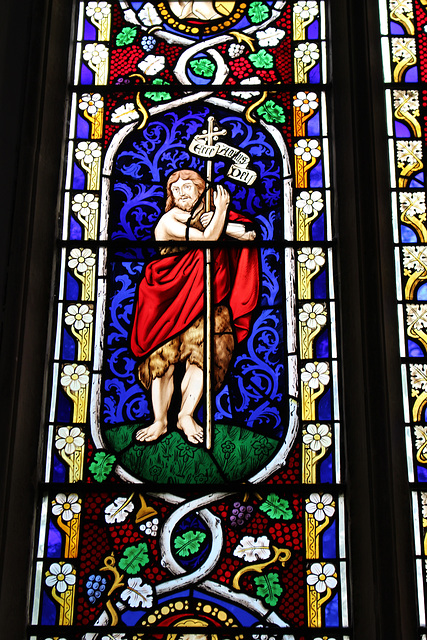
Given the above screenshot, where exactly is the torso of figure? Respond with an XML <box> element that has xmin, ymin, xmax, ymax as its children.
<box><xmin>155</xmin><ymin>206</ymin><xmax>204</xmax><ymax>242</ymax></box>
<box><xmin>156</xmin><ymin>207</ymin><xmax>204</xmax><ymax>255</ymax></box>
<box><xmin>155</xmin><ymin>179</ymin><xmax>255</xmax><ymax>253</ymax></box>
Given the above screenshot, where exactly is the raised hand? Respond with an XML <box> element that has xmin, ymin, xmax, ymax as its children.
<box><xmin>213</xmin><ymin>184</ymin><xmax>230</xmax><ymax>214</ymax></box>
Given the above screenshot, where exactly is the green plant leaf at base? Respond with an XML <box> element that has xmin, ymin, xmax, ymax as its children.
<box><xmin>105</xmin><ymin>422</ymin><xmax>279</xmax><ymax>484</ymax></box>
<box><xmin>254</xmin><ymin>572</ymin><xmax>283</xmax><ymax>606</ymax></box>
<box><xmin>118</xmin><ymin>543</ymin><xmax>150</xmax><ymax>574</ymax></box>
<box><xmin>259</xmin><ymin>493</ymin><xmax>293</xmax><ymax>520</ymax></box>
<box><xmin>173</xmin><ymin>530</ymin><xmax>206</xmax><ymax>557</ymax></box>
<box><xmin>89</xmin><ymin>451</ymin><xmax>116</xmax><ymax>482</ymax></box>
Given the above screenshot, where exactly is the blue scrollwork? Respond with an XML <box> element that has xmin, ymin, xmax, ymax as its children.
<box><xmin>103</xmin><ymin>105</ymin><xmax>285</xmax><ymax>433</ymax></box>
<box><xmin>224</xmin><ymin>310</ymin><xmax>284</xmax><ymax>437</ymax></box>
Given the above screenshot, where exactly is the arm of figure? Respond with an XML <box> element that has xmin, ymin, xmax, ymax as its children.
<box><xmin>225</xmin><ymin>222</ymin><xmax>256</xmax><ymax>241</ymax></box>
<box><xmin>155</xmin><ymin>185</ymin><xmax>230</xmax><ymax>241</ymax></box>
<box><xmin>200</xmin><ymin>213</ymin><xmax>256</xmax><ymax>241</ymax></box>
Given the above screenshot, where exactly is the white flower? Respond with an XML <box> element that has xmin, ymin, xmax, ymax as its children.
<box><xmin>228</xmin><ymin>43</ymin><xmax>245</xmax><ymax>58</ymax></box>
<box><xmin>407</xmin><ymin>304</ymin><xmax>427</xmax><ymax>331</ymax></box>
<box><xmin>299</xmin><ymin>302</ymin><xmax>327</xmax><ymax>329</ymax></box>
<box><xmin>415</xmin><ymin>425</ymin><xmax>427</xmax><ymax>451</ymax></box>
<box><xmin>138</xmin><ymin>2</ymin><xmax>162</xmax><ymax>26</ymax></box>
<box><xmin>138</xmin><ymin>55</ymin><xmax>165</xmax><ymax>76</ymax></box>
<box><xmin>296</xmin><ymin>190</ymin><xmax>323</xmax><ymax>215</ymax></box>
<box><xmin>52</xmin><ymin>493</ymin><xmax>81</xmax><ymax>522</ymax></box>
<box><xmin>392</xmin><ymin>37</ymin><xmax>416</xmax><ymax>61</ymax></box>
<box><xmin>297</xmin><ymin>247</ymin><xmax>325</xmax><ymax>270</ymax></box>
<box><xmin>294</xmin><ymin>42</ymin><xmax>320</xmax><ymax>64</ymax></box>
<box><xmin>294</xmin><ymin>138</ymin><xmax>321</xmax><ymax>162</ymax></box>
<box><xmin>140</xmin><ymin>517</ymin><xmax>159</xmax><ymax>536</ymax></box>
<box><xmin>307</xmin><ymin>562</ymin><xmax>337</xmax><ymax>593</ymax></box>
<box><xmin>399</xmin><ymin>192</ymin><xmax>426</xmax><ymax>219</ymax></box>
<box><xmin>68</xmin><ymin>247</ymin><xmax>96</xmax><ymax>273</ymax></box>
<box><xmin>65</xmin><ymin>304</ymin><xmax>93</xmax><ymax>330</ymax></box>
<box><xmin>79</xmin><ymin>93</ymin><xmax>104</xmax><ymax>115</ymax></box>
<box><xmin>55</xmin><ymin>426</ymin><xmax>84</xmax><ymax>455</ymax></box>
<box><xmin>421</xmin><ymin>492</ymin><xmax>427</xmax><ymax>519</ymax></box>
<box><xmin>393</xmin><ymin>89</ymin><xmax>419</xmax><ymax>114</ymax></box>
<box><xmin>61</xmin><ymin>363</ymin><xmax>90</xmax><ymax>392</ymax></box>
<box><xmin>403</xmin><ymin>246</ymin><xmax>427</xmax><ymax>272</ymax></box>
<box><xmin>293</xmin><ymin>91</ymin><xmax>318</xmax><ymax>113</ymax></box>
<box><xmin>396</xmin><ymin>140</ymin><xmax>423</xmax><ymax>165</ymax></box>
<box><xmin>231</xmin><ymin>77</ymin><xmax>261</xmax><ymax>98</ymax></box>
<box><xmin>410</xmin><ymin>364</ymin><xmax>427</xmax><ymax>391</ymax></box>
<box><xmin>256</xmin><ymin>28</ymin><xmax>286</xmax><ymax>48</ymax></box>
<box><xmin>305</xmin><ymin>493</ymin><xmax>335</xmax><ymax>521</ymax></box>
<box><xmin>75</xmin><ymin>141</ymin><xmax>102</xmax><ymax>165</ymax></box>
<box><xmin>293</xmin><ymin>1</ymin><xmax>319</xmax><ymax>20</ymax></box>
<box><xmin>111</xmin><ymin>103</ymin><xmax>139</xmax><ymax>123</ymax></box>
<box><xmin>83</xmin><ymin>43</ymin><xmax>109</xmax><ymax>66</ymax></box>
<box><xmin>301</xmin><ymin>361</ymin><xmax>330</xmax><ymax>390</ymax></box>
<box><xmin>390</xmin><ymin>0</ymin><xmax>414</xmax><ymax>11</ymax></box>
<box><xmin>45</xmin><ymin>562</ymin><xmax>76</xmax><ymax>593</ymax></box>
<box><xmin>105</xmin><ymin>496</ymin><xmax>135</xmax><ymax>524</ymax></box>
<box><xmin>234</xmin><ymin>536</ymin><xmax>271</xmax><ymax>562</ymax></box>
<box><xmin>72</xmin><ymin>193</ymin><xmax>99</xmax><ymax>217</ymax></box>
<box><xmin>303</xmin><ymin>423</ymin><xmax>332</xmax><ymax>451</ymax></box>
<box><xmin>121</xmin><ymin>578</ymin><xmax>153</xmax><ymax>608</ymax></box>
<box><xmin>86</xmin><ymin>1</ymin><xmax>111</xmax><ymax>19</ymax></box>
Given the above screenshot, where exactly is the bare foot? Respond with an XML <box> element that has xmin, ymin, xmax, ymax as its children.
<box><xmin>177</xmin><ymin>414</ymin><xmax>204</xmax><ymax>445</ymax></box>
<box><xmin>136</xmin><ymin>420</ymin><xmax>167</xmax><ymax>443</ymax></box>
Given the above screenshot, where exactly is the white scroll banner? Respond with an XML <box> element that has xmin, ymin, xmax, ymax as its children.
<box><xmin>189</xmin><ymin>136</ymin><xmax>257</xmax><ymax>185</ymax></box>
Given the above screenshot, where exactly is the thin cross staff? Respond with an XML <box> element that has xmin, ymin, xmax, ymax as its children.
<box><xmin>204</xmin><ymin>115</ymin><xmax>216</xmax><ymax>450</ymax></box>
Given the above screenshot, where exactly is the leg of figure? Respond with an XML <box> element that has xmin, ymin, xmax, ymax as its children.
<box><xmin>177</xmin><ymin>362</ymin><xmax>204</xmax><ymax>444</ymax></box>
<box><xmin>136</xmin><ymin>365</ymin><xmax>175</xmax><ymax>442</ymax></box>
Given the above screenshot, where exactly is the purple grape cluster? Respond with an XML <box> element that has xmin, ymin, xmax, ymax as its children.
<box><xmin>86</xmin><ymin>574</ymin><xmax>107</xmax><ymax>604</ymax></box>
<box><xmin>141</xmin><ymin>35</ymin><xmax>156</xmax><ymax>52</ymax></box>
<box><xmin>229</xmin><ymin>502</ymin><xmax>254</xmax><ymax>527</ymax></box>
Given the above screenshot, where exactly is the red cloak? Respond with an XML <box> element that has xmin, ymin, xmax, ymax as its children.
<box><xmin>130</xmin><ymin>211</ymin><xmax>259</xmax><ymax>359</ymax></box>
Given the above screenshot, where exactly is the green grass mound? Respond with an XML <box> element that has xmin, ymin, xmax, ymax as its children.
<box><xmin>103</xmin><ymin>422</ymin><xmax>279</xmax><ymax>484</ymax></box>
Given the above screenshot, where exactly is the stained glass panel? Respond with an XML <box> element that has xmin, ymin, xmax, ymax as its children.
<box><xmin>379</xmin><ymin>0</ymin><xmax>427</xmax><ymax>634</ymax></box>
<box><xmin>29</xmin><ymin>2</ymin><xmax>349</xmax><ymax>638</ymax></box>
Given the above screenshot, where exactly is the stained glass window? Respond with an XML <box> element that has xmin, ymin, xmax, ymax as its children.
<box><xmin>28</xmin><ymin>2</ymin><xmax>349</xmax><ymax>639</ymax></box>
<box><xmin>379</xmin><ymin>0</ymin><xmax>427</xmax><ymax>636</ymax></box>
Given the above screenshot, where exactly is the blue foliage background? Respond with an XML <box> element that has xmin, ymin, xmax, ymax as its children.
<box><xmin>102</xmin><ymin>104</ymin><xmax>288</xmax><ymax>439</ymax></box>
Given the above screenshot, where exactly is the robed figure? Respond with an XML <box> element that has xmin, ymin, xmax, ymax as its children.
<box><xmin>130</xmin><ymin>169</ymin><xmax>259</xmax><ymax>444</ymax></box>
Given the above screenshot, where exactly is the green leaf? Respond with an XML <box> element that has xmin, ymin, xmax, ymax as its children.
<box><xmin>248</xmin><ymin>1</ymin><xmax>270</xmax><ymax>23</ymax></box>
<box><xmin>257</xmin><ymin>100</ymin><xmax>286</xmax><ymax>123</ymax></box>
<box><xmin>116</xmin><ymin>27</ymin><xmax>137</xmax><ymax>47</ymax></box>
<box><xmin>145</xmin><ymin>78</ymin><xmax>171</xmax><ymax>102</ymax></box>
<box><xmin>118</xmin><ymin>543</ymin><xmax>150</xmax><ymax>574</ymax></box>
<box><xmin>254</xmin><ymin>572</ymin><xmax>283</xmax><ymax>606</ymax></box>
<box><xmin>173</xmin><ymin>530</ymin><xmax>206</xmax><ymax>557</ymax></box>
<box><xmin>89</xmin><ymin>451</ymin><xmax>116</xmax><ymax>482</ymax></box>
<box><xmin>189</xmin><ymin>58</ymin><xmax>216</xmax><ymax>78</ymax></box>
<box><xmin>248</xmin><ymin>49</ymin><xmax>274</xmax><ymax>69</ymax></box>
<box><xmin>259</xmin><ymin>493</ymin><xmax>293</xmax><ymax>520</ymax></box>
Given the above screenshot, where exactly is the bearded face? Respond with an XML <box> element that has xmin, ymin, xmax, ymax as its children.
<box><xmin>170</xmin><ymin>177</ymin><xmax>200</xmax><ymax>212</ymax></box>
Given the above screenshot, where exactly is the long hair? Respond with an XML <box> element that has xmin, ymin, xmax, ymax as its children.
<box><xmin>165</xmin><ymin>169</ymin><xmax>206</xmax><ymax>212</ymax></box>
